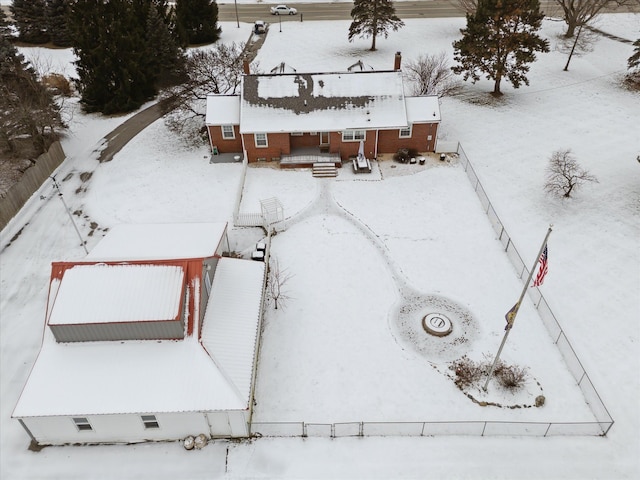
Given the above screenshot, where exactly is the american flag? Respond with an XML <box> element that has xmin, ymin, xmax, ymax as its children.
<box><xmin>532</xmin><ymin>245</ymin><xmax>549</xmax><ymax>287</ymax></box>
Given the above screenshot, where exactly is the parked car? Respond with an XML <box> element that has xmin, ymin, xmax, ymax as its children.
<box><xmin>270</xmin><ymin>4</ymin><xmax>297</xmax><ymax>15</ymax></box>
<box><xmin>254</xmin><ymin>20</ymin><xmax>266</xmax><ymax>34</ymax></box>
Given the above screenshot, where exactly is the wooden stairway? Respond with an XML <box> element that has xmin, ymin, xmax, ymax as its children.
<box><xmin>312</xmin><ymin>162</ymin><xmax>338</xmax><ymax>178</ymax></box>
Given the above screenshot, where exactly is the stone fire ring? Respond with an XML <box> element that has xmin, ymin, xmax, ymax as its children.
<box><xmin>422</xmin><ymin>313</ymin><xmax>453</xmax><ymax>337</ymax></box>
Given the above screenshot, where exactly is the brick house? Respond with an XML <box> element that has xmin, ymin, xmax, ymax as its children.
<box><xmin>205</xmin><ymin>55</ymin><xmax>441</xmax><ymax>166</ymax></box>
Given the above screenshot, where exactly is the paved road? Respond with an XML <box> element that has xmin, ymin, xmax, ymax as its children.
<box><xmin>217</xmin><ymin>0</ymin><xmax>639</xmax><ymax>23</ymax></box>
<box><xmin>218</xmin><ymin>0</ymin><xmax>465</xmax><ymax>23</ymax></box>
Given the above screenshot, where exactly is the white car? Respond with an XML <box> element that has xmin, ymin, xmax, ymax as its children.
<box><xmin>270</xmin><ymin>4</ymin><xmax>297</xmax><ymax>15</ymax></box>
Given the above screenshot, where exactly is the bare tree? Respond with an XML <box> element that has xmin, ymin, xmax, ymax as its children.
<box><xmin>545</xmin><ymin>149</ymin><xmax>598</xmax><ymax>198</ymax></box>
<box><xmin>404</xmin><ymin>52</ymin><xmax>461</xmax><ymax>96</ymax></box>
<box><xmin>554</xmin><ymin>0</ymin><xmax>634</xmax><ymax>38</ymax></box>
<box><xmin>162</xmin><ymin>42</ymin><xmax>252</xmax><ymax>141</ymax></box>
<box><xmin>557</xmin><ymin>24</ymin><xmax>598</xmax><ymax>71</ymax></box>
<box><xmin>267</xmin><ymin>257</ymin><xmax>294</xmax><ymax>310</ymax></box>
<box><xmin>453</xmin><ymin>0</ymin><xmax>478</xmax><ymax>14</ymax></box>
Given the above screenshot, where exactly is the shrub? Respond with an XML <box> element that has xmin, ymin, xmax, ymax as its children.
<box><xmin>494</xmin><ymin>361</ymin><xmax>528</xmax><ymax>390</ymax></box>
<box><xmin>42</xmin><ymin>73</ymin><xmax>72</xmax><ymax>96</ymax></box>
<box><xmin>450</xmin><ymin>355</ymin><xmax>484</xmax><ymax>388</ymax></box>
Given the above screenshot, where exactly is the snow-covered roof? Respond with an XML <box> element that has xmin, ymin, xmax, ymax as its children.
<box><xmin>239</xmin><ymin>71</ymin><xmax>408</xmax><ymax>133</ymax></box>
<box><xmin>13</xmin><ymin>231</ymin><xmax>265</xmax><ymax>418</ymax></box>
<box><xmin>48</xmin><ymin>264</ymin><xmax>184</xmax><ymax>326</ymax></box>
<box><xmin>205</xmin><ymin>95</ymin><xmax>240</xmax><ymax>126</ymax></box>
<box><xmin>86</xmin><ymin>223</ymin><xmax>227</xmax><ymax>261</ymax></box>
<box><xmin>405</xmin><ymin>96</ymin><xmax>441</xmax><ymax>123</ymax></box>
<box><xmin>12</xmin><ymin>334</ymin><xmax>246</xmax><ymax>417</ymax></box>
<box><xmin>201</xmin><ymin>257</ymin><xmax>265</xmax><ymax>403</ymax></box>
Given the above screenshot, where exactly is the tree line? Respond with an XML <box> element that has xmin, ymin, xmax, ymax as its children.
<box><xmin>6</xmin><ymin>0</ymin><xmax>221</xmax><ymax>115</ymax></box>
<box><xmin>1</xmin><ymin>0</ymin><xmax>221</xmax><ymax>158</ymax></box>
<box><xmin>1</xmin><ymin>7</ymin><xmax>63</xmax><ymax>157</ymax></box>
<box><xmin>1</xmin><ymin>0</ymin><xmax>637</xmax><ymax>191</ymax></box>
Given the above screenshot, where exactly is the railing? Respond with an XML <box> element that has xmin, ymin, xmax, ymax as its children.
<box><xmin>251</xmin><ymin>419</ymin><xmax>608</xmax><ymax>438</ymax></box>
<box><xmin>455</xmin><ymin>142</ymin><xmax>614</xmax><ymax>436</ymax></box>
<box><xmin>280</xmin><ymin>153</ymin><xmax>341</xmax><ymax>165</ymax></box>
<box><xmin>246</xmin><ymin>142</ymin><xmax>613</xmax><ymax>438</ymax></box>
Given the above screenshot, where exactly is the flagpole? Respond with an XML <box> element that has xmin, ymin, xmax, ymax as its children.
<box><xmin>483</xmin><ymin>224</ymin><xmax>553</xmax><ymax>391</ymax></box>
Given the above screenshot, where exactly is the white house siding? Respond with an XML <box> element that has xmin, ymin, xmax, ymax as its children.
<box><xmin>21</xmin><ymin>412</ymin><xmax>214</xmax><ymax>445</ymax></box>
<box><xmin>207</xmin><ymin>410</ymin><xmax>249</xmax><ymax>438</ymax></box>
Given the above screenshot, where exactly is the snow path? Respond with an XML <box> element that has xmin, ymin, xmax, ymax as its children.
<box><xmin>280</xmin><ymin>174</ymin><xmax>483</xmax><ymax>366</ymax></box>
<box><xmin>284</xmin><ymin>175</ymin><xmax>418</xmax><ymax>300</ymax></box>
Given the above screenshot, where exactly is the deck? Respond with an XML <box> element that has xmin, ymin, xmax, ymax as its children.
<box><xmin>280</xmin><ymin>148</ymin><xmax>342</xmax><ymax>169</ymax></box>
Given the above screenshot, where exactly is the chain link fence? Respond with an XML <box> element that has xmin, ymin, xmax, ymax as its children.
<box><xmin>249</xmin><ymin>142</ymin><xmax>613</xmax><ymax>438</ymax></box>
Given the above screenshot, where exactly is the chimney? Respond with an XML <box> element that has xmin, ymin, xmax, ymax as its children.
<box><xmin>394</xmin><ymin>51</ymin><xmax>402</xmax><ymax>71</ymax></box>
<box><xmin>243</xmin><ymin>58</ymin><xmax>250</xmax><ymax>75</ymax></box>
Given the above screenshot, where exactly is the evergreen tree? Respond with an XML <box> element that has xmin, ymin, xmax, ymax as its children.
<box><xmin>452</xmin><ymin>0</ymin><xmax>549</xmax><ymax>95</ymax></box>
<box><xmin>348</xmin><ymin>0</ymin><xmax>404</xmax><ymax>51</ymax></box>
<box><xmin>67</xmin><ymin>0</ymin><xmax>185</xmax><ymax>114</ymax></box>
<box><xmin>145</xmin><ymin>1</ymin><xmax>187</xmax><ymax>88</ymax></box>
<box><xmin>175</xmin><ymin>0</ymin><xmax>221</xmax><ymax>46</ymax></box>
<box><xmin>46</xmin><ymin>0</ymin><xmax>71</xmax><ymax>47</ymax></box>
<box><xmin>10</xmin><ymin>0</ymin><xmax>49</xmax><ymax>44</ymax></box>
<box><xmin>629</xmin><ymin>38</ymin><xmax>640</xmax><ymax>71</ymax></box>
<box><xmin>0</xmin><ymin>7</ymin><xmax>12</xmax><ymax>39</ymax></box>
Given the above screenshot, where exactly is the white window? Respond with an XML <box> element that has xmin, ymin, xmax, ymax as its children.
<box><xmin>342</xmin><ymin>130</ymin><xmax>366</xmax><ymax>142</ymax></box>
<box><xmin>399</xmin><ymin>125</ymin><xmax>412</xmax><ymax>138</ymax></box>
<box><xmin>290</xmin><ymin>132</ymin><xmax>303</xmax><ymax>136</ymax></box>
<box><xmin>221</xmin><ymin>125</ymin><xmax>235</xmax><ymax>139</ymax></box>
<box><xmin>72</xmin><ymin>417</ymin><xmax>93</xmax><ymax>431</ymax></box>
<box><xmin>141</xmin><ymin>415</ymin><xmax>160</xmax><ymax>429</ymax></box>
<box><xmin>255</xmin><ymin>133</ymin><xmax>268</xmax><ymax>147</ymax></box>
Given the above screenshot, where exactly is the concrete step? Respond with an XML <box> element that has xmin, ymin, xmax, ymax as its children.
<box><xmin>312</xmin><ymin>163</ymin><xmax>337</xmax><ymax>178</ymax></box>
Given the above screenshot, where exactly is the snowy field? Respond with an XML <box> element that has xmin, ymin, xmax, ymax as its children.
<box><xmin>1</xmin><ymin>11</ymin><xmax>639</xmax><ymax>480</ymax></box>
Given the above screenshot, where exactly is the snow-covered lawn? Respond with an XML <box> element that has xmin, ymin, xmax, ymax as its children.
<box><xmin>1</xmin><ymin>13</ymin><xmax>639</xmax><ymax>480</ymax></box>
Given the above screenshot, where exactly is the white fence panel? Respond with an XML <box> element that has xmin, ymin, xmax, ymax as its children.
<box><xmin>546</xmin><ymin>422</ymin><xmax>606</xmax><ymax>436</ymax></box>
<box><xmin>251</xmin><ymin>422</ymin><xmax>303</xmax><ymax>437</ymax></box>
<box><xmin>305</xmin><ymin>423</ymin><xmax>332</xmax><ymax>437</ymax></box>
<box><xmin>482</xmin><ymin>422</ymin><xmax>550</xmax><ymax>436</ymax></box>
<box><xmin>334</xmin><ymin>422</ymin><xmax>361</xmax><ymax>437</ymax></box>
<box><xmin>363</xmin><ymin>422</ymin><xmax>424</xmax><ymax>436</ymax></box>
<box><xmin>422</xmin><ymin>422</ymin><xmax>485</xmax><ymax>436</ymax></box>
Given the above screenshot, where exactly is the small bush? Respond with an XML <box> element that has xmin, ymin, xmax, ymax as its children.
<box><xmin>494</xmin><ymin>361</ymin><xmax>528</xmax><ymax>390</ymax></box>
<box><xmin>450</xmin><ymin>355</ymin><xmax>484</xmax><ymax>388</ymax></box>
<box><xmin>450</xmin><ymin>355</ymin><xmax>530</xmax><ymax>391</ymax></box>
<box><xmin>42</xmin><ymin>74</ymin><xmax>72</xmax><ymax>96</ymax></box>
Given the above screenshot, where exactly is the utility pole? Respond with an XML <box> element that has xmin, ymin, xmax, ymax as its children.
<box><xmin>51</xmin><ymin>176</ymin><xmax>89</xmax><ymax>255</ymax></box>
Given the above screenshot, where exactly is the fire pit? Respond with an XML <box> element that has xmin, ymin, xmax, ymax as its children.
<box><xmin>422</xmin><ymin>313</ymin><xmax>453</xmax><ymax>337</ymax></box>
